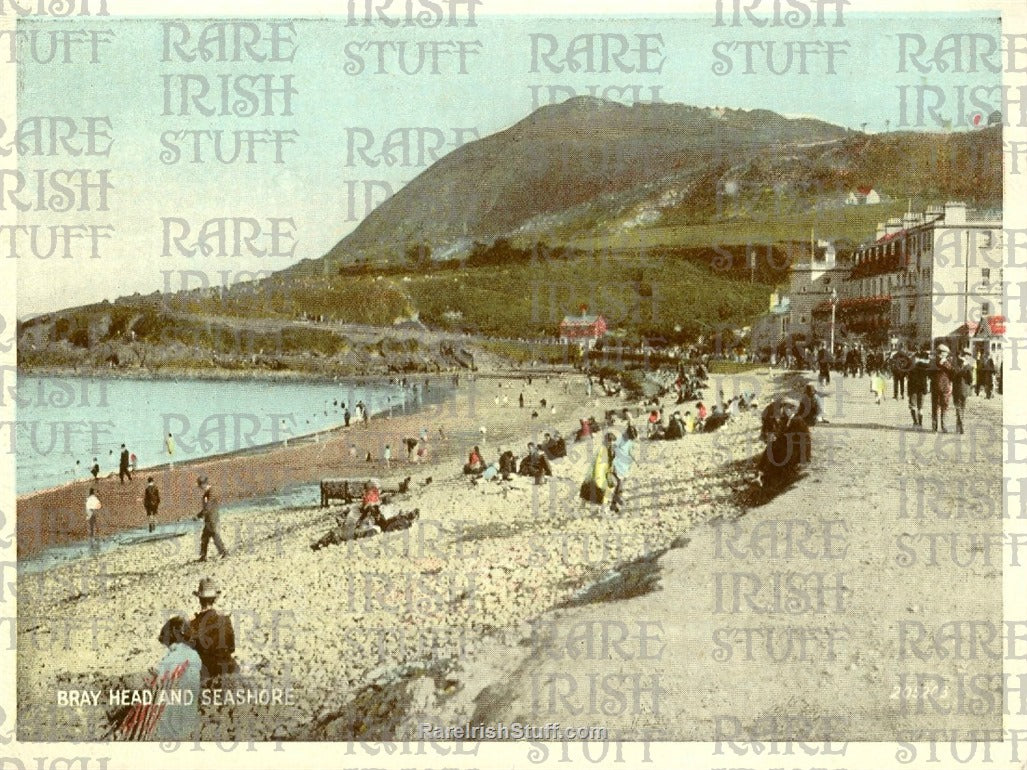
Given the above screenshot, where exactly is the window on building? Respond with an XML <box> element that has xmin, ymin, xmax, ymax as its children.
<box><xmin>982</xmin><ymin>267</ymin><xmax>991</xmax><ymax>285</ymax></box>
<box><xmin>981</xmin><ymin>231</ymin><xmax>993</xmax><ymax>247</ymax></box>
<box><xmin>801</xmin><ymin>286</ymin><xmax>806</xmax><ymax>293</ymax></box>
<box><xmin>800</xmin><ymin>315</ymin><xmax>807</xmax><ymax>324</ymax></box>
<box><xmin>981</xmin><ymin>301</ymin><xmax>991</xmax><ymax>316</ymax></box>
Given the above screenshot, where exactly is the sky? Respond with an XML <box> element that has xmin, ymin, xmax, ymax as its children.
<box><xmin>11</xmin><ymin>11</ymin><xmax>1004</xmax><ymax>316</ymax></box>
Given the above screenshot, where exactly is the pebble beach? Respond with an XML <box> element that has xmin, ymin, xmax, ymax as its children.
<box><xmin>16</xmin><ymin>365</ymin><xmax>771</xmax><ymax>741</ymax></box>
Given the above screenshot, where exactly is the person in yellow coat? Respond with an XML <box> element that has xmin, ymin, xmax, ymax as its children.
<box><xmin>581</xmin><ymin>432</ymin><xmax>617</xmax><ymax>508</ymax></box>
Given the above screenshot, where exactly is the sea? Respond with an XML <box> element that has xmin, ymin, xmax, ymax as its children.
<box><xmin>13</xmin><ymin>374</ymin><xmax>448</xmax><ymax>496</ymax></box>
<box><xmin>13</xmin><ymin>373</ymin><xmax>454</xmax><ymax>573</ymax></box>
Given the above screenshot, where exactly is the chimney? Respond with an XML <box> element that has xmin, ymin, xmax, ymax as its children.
<box><xmin>943</xmin><ymin>201</ymin><xmax>967</xmax><ymax>225</ymax></box>
<box><xmin>876</xmin><ymin>222</ymin><xmax>886</xmax><ymax>240</ymax></box>
<box><xmin>580</xmin><ymin>304</ymin><xmax>588</xmax><ymax>316</ymax></box>
<box><xmin>902</xmin><ymin>212</ymin><xmax>919</xmax><ymax>228</ymax></box>
<box><xmin>885</xmin><ymin>218</ymin><xmax>902</xmax><ymax>236</ymax></box>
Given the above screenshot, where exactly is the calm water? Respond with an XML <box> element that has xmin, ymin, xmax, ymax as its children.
<box><xmin>14</xmin><ymin>374</ymin><xmax>447</xmax><ymax>495</ymax></box>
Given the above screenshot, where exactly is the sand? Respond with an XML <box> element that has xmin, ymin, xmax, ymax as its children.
<box><xmin>18</xmin><ymin>367</ymin><xmax>993</xmax><ymax>745</ymax></box>
<box><xmin>16</xmin><ymin>371</ymin><xmax>579</xmax><ymax>560</ymax></box>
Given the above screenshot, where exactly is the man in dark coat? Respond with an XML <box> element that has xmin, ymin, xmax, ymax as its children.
<box><xmin>119</xmin><ymin>444</ymin><xmax>132</xmax><ymax>484</ymax></box>
<box><xmin>758</xmin><ymin>401</ymin><xmax>811</xmax><ymax>488</ymax></box>
<box><xmin>144</xmin><ymin>477</ymin><xmax>161</xmax><ymax>533</ymax></box>
<box><xmin>817</xmin><ymin>346</ymin><xmax>831</xmax><ymax>386</ymax></box>
<box><xmin>907</xmin><ymin>350</ymin><xmax>930</xmax><ymax>428</ymax></box>
<box><xmin>982</xmin><ymin>355</ymin><xmax>997</xmax><ymax>399</ymax></box>
<box><xmin>951</xmin><ymin>351</ymin><xmax>973</xmax><ymax>434</ymax></box>
<box><xmin>890</xmin><ymin>349</ymin><xmax>911</xmax><ymax>399</ymax></box>
<box><xmin>187</xmin><ymin>578</ymin><xmax>238</xmax><ymax>683</ymax></box>
<box><xmin>195</xmin><ymin>475</ymin><xmax>229</xmax><ymax>561</ymax></box>
<box><xmin>929</xmin><ymin>345</ymin><xmax>954</xmax><ymax>433</ymax></box>
<box><xmin>518</xmin><ymin>443</ymin><xmax>552</xmax><ymax>484</ymax></box>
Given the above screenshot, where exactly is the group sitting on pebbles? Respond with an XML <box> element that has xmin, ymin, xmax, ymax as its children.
<box><xmin>312</xmin><ymin>480</ymin><xmax>422</xmax><ymax>550</ymax></box>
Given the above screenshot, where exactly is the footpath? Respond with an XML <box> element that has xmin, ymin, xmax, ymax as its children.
<box><xmin>434</xmin><ymin>371</ymin><xmax>1004</xmax><ymax>742</ymax></box>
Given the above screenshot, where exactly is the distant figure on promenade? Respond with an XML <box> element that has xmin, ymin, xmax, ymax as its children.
<box><xmin>907</xmin><ymin>350</ymin><xmax>930</xmax><ymax>428</ymax></box>
<box><xmin>975</xmin><ymin>352</ymin><xmax>988</xmax><ymax>397</ymax></box>
<box><xmin>130</xmin><ymin>452</ymin><xmax>138</xmax><ymax>472</ymax></box>
<box><xmin>890</xmin><ymin>349</ymin><xmax>910</xmax><ymax>399</ymax></box>
<box><xmin>344</xmin><ymin>408</ymin><xmax>351</xmax><ymax>427</ymax></box>
<box><xmin>952</xmin><ymin>351</ymin><xmax>973</xmax><ymax>435</ymax></box>
<box><xmin>383</xmin><ymin>444</ymin><xmax>392</xmax><ymax>469</ymax></box>
<box><xmin>119</xmin><ymin>444</ymin><xmax>132</xmax><ymax>484</ymax></box>
<box><xmin>165</xmin><ymin>433</ymin><xmax>175</xmax><ymax>469</ymax></box>
<box><xmin>195</xmin><ymin>475</ymin><xmax>228</xmax><ymax>562</ymax></box>
<box><xmin>90</xmin><ymin>457</ymin><xmax>100</xmax><ymax>480</ymax></box>
<box><xmin>144</xmin><ymin>477</ymin><xmax>161</xmax><ymax>533</ymax></box>
<box><xmin>85</xmin><ymin>487</ymin><xmax>102</xmax><ymax>548</ymax></box>
<box><xmin>349</xmin><ymin>443</ymin><xmax>357</xmax><ymax>459</ymax></box>
<box><xmin>982</xmin><ymin>354</ymin><xmax>997</xmax><ymax>399</ymax></box>
<box><xmin>187</xmin><ymin>578</ymin><xmax>238</xmax><ymax>683</ymax></box>
<box><xmin>929</xmin><ymin>344</ymin><xmax>953</xmax><ymax>433</ymax></box>
<box><xmin>519</xmin><ymin>392</ymin><xmax>524</xmax><ymax>409</ymax></box>
<box><xmin>817</xmin><ymin>346</ymin><xmax>831</xmax><ymax>386</ymax></box>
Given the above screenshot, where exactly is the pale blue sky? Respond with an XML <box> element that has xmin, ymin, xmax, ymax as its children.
<box><xmin>14</xmin><ymin>13</ymin><xmax>1001</xmax><ymax>316</ymax></box>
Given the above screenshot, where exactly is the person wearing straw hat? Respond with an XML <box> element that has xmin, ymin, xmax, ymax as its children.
<box><xmin>187</xmin><ymin>577</ymin><xmax>238</xmax><ymax>683</ymax></box>
<box><xmin>930</xmin><ymin>344</ymin><xmax>954</xmax><ymax>433</ymax></box>
<box><xmin>195</xmin><ymin>475</ymin><xmax>228</xmax><ymax>562</ymax></box>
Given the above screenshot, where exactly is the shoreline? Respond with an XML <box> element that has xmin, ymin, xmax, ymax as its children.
<box><xmin>14</xmin><ymin>367</ymin><xmax>585</xmax><ymax>560</ymax></box>
<box><xmin>15</xmin><ymin>363</ymin><xmax>472</xmax><ymax>386</ymax></box>
<box><xmin>15</xmin><ymin>366</ymin><xmax>776</xmax><ymax>741</ymax></box>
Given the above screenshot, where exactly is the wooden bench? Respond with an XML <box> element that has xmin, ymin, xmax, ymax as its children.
<box><xmin>320</xmin><ymin>476</ymin><xmax>413</xmax><ymax>507</ymax></box>
<box><xmin>320</xmin><ymin>478</ymin><xmax>366</xmax><ymax>508</ymax></box>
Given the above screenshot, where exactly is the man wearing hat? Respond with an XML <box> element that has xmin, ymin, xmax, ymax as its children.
<box><xmin>195</xmin><ymin>476</ymin><xmax>228</xmax><ymax>561</ymax></box>
<box><xmin>929</xmin><ymin>344</ymin><xmax>954</xmax><ymax>433</ymax></box>
<box><xmin>187</xmin><ymin>578</ymin><xmax>238</xmax><ymax>682</ymax></box>
<box><xmin>907</xmin><ymin>350</ymin><xmax>930</xmax><ymax>428</ymax></box>
<box><xmin>951</xmin><ymin>350</ymin><xmax>974</xmax><ymax>434</ymax></box>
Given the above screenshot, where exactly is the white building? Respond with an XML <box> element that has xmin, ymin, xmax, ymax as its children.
<box><xmin>810</xmin><ymin>202</ymin><xmax>1004</xmax><ymax>352</ymax></box>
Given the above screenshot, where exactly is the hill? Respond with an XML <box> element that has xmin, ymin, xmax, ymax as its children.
<box><xmin>17</xmin><ymin>99</ymin><xmax>1003</xmax><ymax>376</ymax></box>
<box><xmin>308</xmin><ymin>98</ymin><xmax>999</xmax><ymax>271</ymax></box>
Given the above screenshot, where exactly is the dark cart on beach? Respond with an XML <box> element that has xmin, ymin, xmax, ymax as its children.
<box><xmin>319</xmin><ymin>476</ymin><xmax>412</xmax><ymax>507</ymax></box>
<box><xmin>320</xmin><ymin>478</ymin><xmax>366</xmax><ymax>508</ymax></box>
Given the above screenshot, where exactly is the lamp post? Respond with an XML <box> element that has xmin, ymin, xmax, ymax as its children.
<box><xmin>829</xmin><ymin>288</ymin><xmax>838</xmax><ymax>356</ymax></box>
